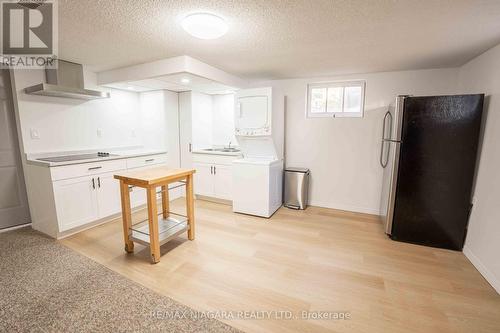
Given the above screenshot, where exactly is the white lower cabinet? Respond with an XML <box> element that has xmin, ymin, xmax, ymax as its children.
<box><xmin>96</xmin><ymin>172</ymin><xmax>122</xmax><ymax>218</ymax></box>
<box><xmin>193</xmin><ymin>162</ymin><xmax>232</xmax><ymax>200</ymax></box>
<box><xmin>129</xmin><ymin>185</ymin><xmax>146</xmax><ymax>208</ymax></box>
<box><xmin>53</xmin><ymin>176</ymin><xmax>99</xmax><ymax>232</ymax></box>
<box><xmin>54</xmin><ymin>172</ymin><xmax>123</xmax><ymax>232</ymax></box>
<box><xmin>127</xmin><ymin>163</ymin><xmax>166</xmax><ymax>208</ymax></box>
<box><xmin>213</xmin><ymin>164</ymin><xmax>232</xmax><ymax>200</ymax></box>
<box><xmin>194</xmin><ymin>163</ymin><xmax>215</xmax><ymax>197</ymax></box>
<box><xmin>48</xmin><ymin>153</ymin><xmax>167</xmax><ymax>234</ymax></box>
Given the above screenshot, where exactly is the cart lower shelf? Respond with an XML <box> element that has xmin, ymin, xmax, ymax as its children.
<box><xmin>130</xmin><ymin>215</ymin><xmax>188</xmax><ymax>246</ymax></box>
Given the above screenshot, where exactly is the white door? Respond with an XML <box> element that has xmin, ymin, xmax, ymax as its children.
<box><xmin>179</xmin><ymin>92</ymin><xmax>193</xmax><ymax>169</ymax></box>
<box><xmin>213</xmin><ymin>164</ymin><xmax>232</xmax><ymax>200</ymax></box>
<box><xmin>96</xmin><ymin>173</ymin><xmax>122</xmax><ymax>218</ymax></box>
<box><xmin>193</xmin><ymin>162</ymin><xmax>214</xmax><ymax>196</ymax></box>
<box><xmin>0</xmin><ymin>70</ymin><xmax>31</xmax><ymax>229</ymax></box>
<box><xmin>53</xmin><ymin>176</ymin><xmax>99</xmax><ymax>232</ymax></box>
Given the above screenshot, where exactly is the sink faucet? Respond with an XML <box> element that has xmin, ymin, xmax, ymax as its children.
<box><xmin>227</xmin><ymin>141</ymin><xmax>232</xmax><ymax>149</ymax></box>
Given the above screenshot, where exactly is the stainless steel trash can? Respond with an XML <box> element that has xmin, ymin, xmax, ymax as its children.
<box><xmin>284</xmin><ymin>167</ymin><xmax>310</xmax><ymax>210</ymax></box>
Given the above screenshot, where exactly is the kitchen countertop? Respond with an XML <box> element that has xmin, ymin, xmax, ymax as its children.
<box><xmin>26</xmin><ymin>148</ymin><xmax>168</xmax><ymax>167</ymax></box>
<box><xmin>192</xmin><ymin>149</ymin><xmax>242</xmax><ymax>156</ymax></box>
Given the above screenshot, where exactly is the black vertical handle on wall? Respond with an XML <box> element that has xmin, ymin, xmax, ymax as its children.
<box><xmin>92</xmin><ymin>178</ymin><xmax>95</xmax><ymax>190</ymax></box>
<box><xmin>98</xmin><ymin>177</ymin><xmax>101</xmax><ymax>188</ymax></box>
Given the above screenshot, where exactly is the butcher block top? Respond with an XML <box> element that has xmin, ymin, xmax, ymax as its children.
<box><xmin>114</xmin><ymin>166</ymin><xmax>196</xmax><ymax>187</ymax></box>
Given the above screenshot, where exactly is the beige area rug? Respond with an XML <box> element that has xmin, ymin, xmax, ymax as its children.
<box><xmin>0</xmin><ymin>227</ymin><xmax>242</xmax><ymax>333</ymax></box>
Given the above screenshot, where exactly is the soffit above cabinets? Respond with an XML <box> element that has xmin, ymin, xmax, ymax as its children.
<box><xmin>97</xmin><ymin>55</ymin><xmax>246</xmax><ymax>95</ymax></box>
<box><xmin>103</xmin><ymin>72</ymin><xmax>238</xmax><ymax>95</ymax></box>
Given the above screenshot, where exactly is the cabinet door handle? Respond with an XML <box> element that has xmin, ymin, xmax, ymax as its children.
<box><xmin>145</xmin><ymin>159</ymin><xmax>154</xmax><ymax>162</ymax></box>
<box><xmin>189</xmin><ymin>143</ymin><xmax>192</xmax><ymax>153</ymax></box>
<box><xmin>210</xmin><ymin>166</ymin><xmax>213</xmax><ymax>174</ymax></box>
<box><xmin>92</xmin><ymin>178</ymin><xmax>95</xmax><ymax>190</ymax></box>
<box><xmin>97</xmin><ymin>177</ymin><xmax>101</xmax><ymax>188</ymax></box>
<box><xmin>214</xmin><ymin>166</ymin><xmax>216</xmax><ymax>175</ymax></box>
<box><xmin>88</xmin><ymin>166</ymin><xmax>102</xmax><ymax>171</ymax></box>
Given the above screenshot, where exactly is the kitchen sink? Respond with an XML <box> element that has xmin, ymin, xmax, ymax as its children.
<box><xmin>202</xmin><ymin>148</ymin><xmax>240</xmax><ymax>153</ymax></box>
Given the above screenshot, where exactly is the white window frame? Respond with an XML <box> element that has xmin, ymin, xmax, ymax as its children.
<box><xmin>306</xmin><ymin>80</ymin><xmax>366</xmax><ymax>118</ymax></box>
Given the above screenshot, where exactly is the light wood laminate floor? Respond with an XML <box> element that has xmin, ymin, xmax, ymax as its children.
<box><xmin>61</xmin><ymin>199</ymin><xmax>500</xmax><ymax>333</ymax></box>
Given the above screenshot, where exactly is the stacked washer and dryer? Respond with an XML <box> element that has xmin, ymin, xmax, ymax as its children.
<box><xmin>232</xmin><ymin>87</ymin><xmax>285</xmax><ymax>218</ymax></box>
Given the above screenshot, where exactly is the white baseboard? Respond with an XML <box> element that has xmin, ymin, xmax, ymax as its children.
<box><xmin>0</xmin><ymin>223</ymin><xmax>32</xmax><ymax>233</ymax></box>
<box><xmin>463</xmin><ymin>245</ymin><xmax>500</xmax><ymax>294</ymax></box>
<box><xmin>196</xmin><ymin>195</ymin><xmax>232</xmax><ymax>206</ymax></box>
<box><xmin>309</xmin><ymin>200</ymin><xmax>380</xmax><ymax>216</ymax></box>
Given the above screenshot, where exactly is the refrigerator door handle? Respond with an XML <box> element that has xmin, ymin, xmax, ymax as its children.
<box><xmin>380</xmin><ymin>111</ymin><xmax>392</xmax><ymax>168</ymax></box>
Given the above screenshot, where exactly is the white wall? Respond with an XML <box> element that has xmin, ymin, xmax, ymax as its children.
<box><xmin>458</xmin><ymin>44</ymin><xmax>500</xmax><ymax>293</ymax></box>
<box><xmin>212</xmin><ymin>94</ymin><xmax>236</xmax><ymax>146</ymax></box>
<box><xmin>139</xmin><ymin>90</ymin><xmax>179</xmax><ymax>164</ymax></box>
<box><xmin>12</xmin><ymin>69</ymin><xmax>142</xmax><ymax>154</ymax></box>
<box><xmin>191</xmin><ymin>91</ymin><xmax>213</xmax><ymax>150</ymax></box>
<box><xmin>138</xmin><ymin>90</ymin><xmax>183</xmax><ymax>199</ymax></box>
<box><xmin>258</xmin><ymin>68</ymin><xmax>459</xmax><ymax>214</ymax></box>
<box><xmin>163</xmin><ymin>91</ymin><xmax>181</xmax><ymax>168</ymax></box>
<box><xmin>189</xmin><ymin>92</ymin><xmax>236</xmax><ymax>149</ymax></box>
<box><xmin>139</xmin><ymin>91</ymin><xmax>167</xmax><ymax>150</ymax></box>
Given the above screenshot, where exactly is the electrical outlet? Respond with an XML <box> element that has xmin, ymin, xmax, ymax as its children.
<box><xmin>30</xmin><ymin>128</ymin><xmax>40</xmax><ymax>139</ymax></box>
<box><xmin>97</xmin><ymin>128</ymin><xmax>102</xmax><ymax>138</ymax></box>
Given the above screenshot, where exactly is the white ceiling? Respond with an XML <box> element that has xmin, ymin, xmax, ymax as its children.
<box><xmin>60</xmin><ymin>0</ymin><xmax>500</xmax><ymax>80</ymax></box>
<box><xmin>103</xmin><ymin>72</ymin><xmax>237</xmax><ymax>94</ymax></box>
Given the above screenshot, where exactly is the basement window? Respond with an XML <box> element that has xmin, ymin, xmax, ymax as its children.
<box><xmin>306</xmin><ymin>80</ymin><xmax>365</xmax><ymax>118</ymax></box>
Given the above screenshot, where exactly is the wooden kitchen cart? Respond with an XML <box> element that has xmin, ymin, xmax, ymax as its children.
<box><xmin>114</xmin><ymin>167</ymin><xmax>196</xmax><ymax>264</ymax></box>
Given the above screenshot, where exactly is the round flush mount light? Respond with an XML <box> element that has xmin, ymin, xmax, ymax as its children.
<box><xmin>180</xmin><ymin>77</ymin><xmax>190</xmax><ymax>84</ymax></box>
<box><xmin>181</xmin><ymin>13</ymin><xmax>228</xmax><ymax>39</ymax></box>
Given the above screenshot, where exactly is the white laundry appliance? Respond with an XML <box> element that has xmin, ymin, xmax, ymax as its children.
<box><xmin>232</xmin><ymin>87</ymin><xmax>285</xmax><ymax>218</ymax></box>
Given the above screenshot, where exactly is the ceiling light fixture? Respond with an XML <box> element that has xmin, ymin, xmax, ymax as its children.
<box><xmin>181</xmin><ymin>13</ymin><xmax>228</xmax><ymax>40</ymax></box>
<box><xmin>181</xmin><ymin>77</ymin><xmax>191</xmax><ymax>84</ymax></box>
<box><xmin>126</xmin><ymin>86</ymin><xmax>135</xmax><ymax>90</ymax></box>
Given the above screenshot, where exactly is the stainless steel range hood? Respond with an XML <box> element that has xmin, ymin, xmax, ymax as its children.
<box><xmin>24</xmin><ymin>59</ymin><xmax>110</xmax><ymax>100</ymax></box>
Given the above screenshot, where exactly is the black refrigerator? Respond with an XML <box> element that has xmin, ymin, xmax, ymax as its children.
<box><xmin>379</xmin><ymin>94</ymin><xmax>484</xmax><ymax>250</ymax></box>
